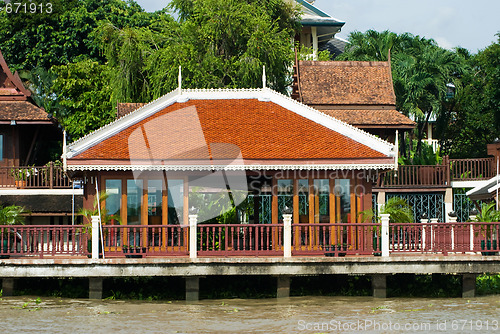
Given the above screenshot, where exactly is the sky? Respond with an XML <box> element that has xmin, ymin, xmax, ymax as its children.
<box><xmin>135</xmin><ymin>0</ymin><xmax>499</xmax><ymax>53</ymax></box>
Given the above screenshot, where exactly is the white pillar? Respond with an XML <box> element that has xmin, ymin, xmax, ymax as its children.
<box><xmin>449</xmin><ymin>215</ymin><xmax>457</xmax><ymax>251</ymax></box>
<box><xmin>311</xmin><ymin>26</ymin><xmax>318</xmax><ymax>60</ymax></box>
<box><xmin>430</xmin><ymin>218</ymin><xmax>438</xmax><ymax>251</ymax></box>
<box><xmin>421</xmin><ymin>217</ymin><xmax>427</xmax><ymax>250</ymax></box>
<box><xmin>444</xmin><ymin>189</ymin><xmax>453</xmax><ymax>222</ymax></box>
<box><xmin>283</xmin><ymin>213</ymin><xmax>292</xmax><ymax>258</ymax></box>
<box><xmin>380</xmin><ymin>214</ymin><xmax>390</xmax><ymax>257</ymax></box>
<box><xmin>376</xmin><ymin>192</ymin><xmax>385</xmax><ymax>217</ymax></box>
<box><xmin>189</xmin><ymin>214</ymin><xmax>198</xmax><ymax>259</ymax></box>
<box><xmin>469</xmin><ymin>214</ymin><xmax>477</xmax><ymax>252</ymax></box>
<box><xmin>91</xmin><ymin>215</ymin><xmax>99</xmax><ymax>259</ymax></box>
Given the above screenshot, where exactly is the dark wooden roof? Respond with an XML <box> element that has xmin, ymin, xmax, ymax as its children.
<box><xmin>0</xmin><ymin>50</ymin><xmax>51</xmax><ymax>123</ymax></box>
<box><xmin>293</xmin><ymin>60</ymin><xmax>415</xmax><ymax>130</ymax></box>
<box><xmin>117</xmin><ymin>102</ymin><xmax>146</xmax><ymax>118</ymax></box>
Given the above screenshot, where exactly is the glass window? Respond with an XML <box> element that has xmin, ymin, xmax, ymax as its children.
<box><xmin>314</xmin><ymin>179</ymin><xmax>329</xmax><ymax>217</ymax></box>
<box><xmin>335</xmin><ymin>179</ymin><xmax>351</xmax><ymax>223</ymax></box>
<box><xmin>148</xmin><ymin>180</ymin><xmax>162</xmax><ymax>225</ymax></box>
<box><xmin>278</xmin><ymin>179</ymin><xmax>293</xmax><ymax>221</ymax></box>
<box><xmin>127</xmin><ymin>179</ymin><xmax>143</xmax><ymax>225</ymax></box>
<box><xmin>168</xmin><ymin>179</ymin><xmax>184</xmax><ymax>225</ymax></box>
<box><xmin>105</xmin><ymin>179</ymin><xmax>121</xmax><ymax>222</ymax></box>
<box><xmin>298</xmin><ymin>179</ymin><xmax>309</xmax><ymax>216</ymax></box>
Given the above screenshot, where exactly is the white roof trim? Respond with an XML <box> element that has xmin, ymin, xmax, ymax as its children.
<box><xmin>466</xmin><ymin>175</ymin><xmax>500</xmax><ymax>197</ymax></box>
<box><xmin>68</xmin><ymin>163</ymin><xmax>395</xmax><ymax>172</ymax></box>
<box><xmin>67</xmin><ymin>87</ymin><xmax>395</xmax><ymax>159</ymax></box>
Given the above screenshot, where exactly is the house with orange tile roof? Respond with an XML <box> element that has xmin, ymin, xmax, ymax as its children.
<box><xmin>66</xmin><ymin>86</ymin><xmax>397</xmax><ymax>254</ymax></box>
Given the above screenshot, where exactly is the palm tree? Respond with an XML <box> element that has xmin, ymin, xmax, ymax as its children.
<box><xmin>359</xmin><ymin>196</ymin><xmax>413</xmax><ymax>224</ymax></box>
<box><xmin>78</xmin><ymin>191</ymin><xmax>121</xmax><ymax>233</ymax></box>
<box><xmin>338</xmin><ymin>30</ymin><xmax>397</xmax><ymax>61</ymax></box>
<box><xmin>0</xmin><ymin>205</ymin><xmax>28</xmax><ymax>226</ymax></box>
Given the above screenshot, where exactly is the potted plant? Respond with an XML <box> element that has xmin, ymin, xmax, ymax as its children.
<box><xmin>359</xmin><ymin>197</ymin><xmax>414</xmax><ymax>256</ymax></box>
<box><xmin>0</xmin><ymin>204</ymin><xmax>28</xmax><ymax>259</ymax></box>
<box><xmin>78</xmin><ymin>191</ymin><xmax>121</xmax><ymax>257</ymax></box>
<box><xmin>472</xmin><ymin>202</ymin><xmax>500</xmax><ymax>255</ymax></box>
<box><xmin>10</xmin><ymin>166</ymin><xmax>33</xmax><ymax>188</ymax></box>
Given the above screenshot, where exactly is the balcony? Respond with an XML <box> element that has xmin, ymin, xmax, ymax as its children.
<box><xmin>377</xmin><ymin>157</ymin><xmax>496</xmax><ymax>189</ymax></box>
<box><xmin>0</xmin><ymin>163</ymin><xmax>72</xmax><ymax>189</ymax></box>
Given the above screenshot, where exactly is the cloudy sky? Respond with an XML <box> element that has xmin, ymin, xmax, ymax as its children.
<box><xmin>135</xmin><ymin>0</ymin><xmax>499</xmax><ymax>53</ymax></box>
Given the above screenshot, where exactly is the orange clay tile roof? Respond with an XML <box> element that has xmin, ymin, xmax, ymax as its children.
<box><xmin>72</xmin><ymin>99</ymin><xmax>387</xmax><ymax>161</ymax></box>
<box><xmin>320</xmin><ymin>109</ymin><xmax>415</xmax><ymax>128</ymax></box>
<box><xmin>117</xmin><ymin>102</ymin><xmax>146</xmax><ymax>118</ymax></box>
<box><xmin>298</xmin><ymin>60</ymin><xmax>396</xmax><ymax>106</ymax></box>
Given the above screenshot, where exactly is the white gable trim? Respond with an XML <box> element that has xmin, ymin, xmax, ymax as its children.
<box><xmin>67</xmin><ymin>87</ymin><xmax>395</xmax><ymax>160</ymax></box>
<box><xmin>68</xmin><ymin>163</ymin><xmax>394</xmax><ymax>172</ymax></box>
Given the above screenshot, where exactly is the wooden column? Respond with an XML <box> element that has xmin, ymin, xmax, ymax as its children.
<box><xmin>271</xmin><ymin>176</ymin><xmax>278</xmax><ymax>224</ymax></box>
<box><xmin>293</xmin><ymin>178</ymin><xmax>299</xmax><ymax>249</ymax></box>
<box><xmin>162</xmin><ymin>176</ymin><xmax>168</xmax><ymax>251</ymax></box>
<box><xmin>329</xmin><ymin>178</ymin><xmax>336</xmax><ymax>245</ymax></box>
<box><xmin>183</xmin><ymin>176</ymin><xmax>189</xmax><ymax>249</ymax></box>
<box><xmin>349</xmin><ymin>174</ymin><xmax>356</xmax><ymax>249</ymax></box>
<box><xmin>141</xmin><ymin>177</ymin><xmax>148</xmax><ymax>248</ymax></box>
<box><xmin>271</xmin><ymin>176</ymin><xmax>278</xmax><ymax>250</ymax></box>
<box><xmin>308</xmin><ymin>178</ymin><xmax>314</xmax><ymax>249</ymax></box>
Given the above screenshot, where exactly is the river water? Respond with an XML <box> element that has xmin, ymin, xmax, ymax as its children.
<box><xmin>0</xmin><ymin>295</ymin><xmax>499</xmax><ymax>333</ymax></box>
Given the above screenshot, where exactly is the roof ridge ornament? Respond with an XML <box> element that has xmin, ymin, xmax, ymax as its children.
<box><xmin>178</xmin><ymin>65</ymin><xmax>182</xmax><ymax>94</ymax></box>
<box><xmin>262</xmin><ymin>65</ymin><xmax>266</xmax><ymax>89</ymax></box>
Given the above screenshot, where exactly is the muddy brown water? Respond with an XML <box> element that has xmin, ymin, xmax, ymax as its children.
<box><xmin>0</xmin><ymin>295</ymin><xmax>499</xmax><ymax>333</ymax></box>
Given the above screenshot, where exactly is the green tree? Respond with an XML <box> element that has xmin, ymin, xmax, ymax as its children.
<box><xmin>437</xmin><ymin>34</ymin><xmax>500</xmax><ymax>158</ymax></box>
<box><xmin>51</xmin><ymin>60</ymin><xmax>114</xmax><ymax>139</ymax></box>
<box><xmin>0</xmin><ymin>0</ymin><xmax>160</xmax><ymax>71</ymax></box>
<box><xmin>98</xmin><ymin>0</ymin><xmax>301</xmax><ymax>101</ymax></box>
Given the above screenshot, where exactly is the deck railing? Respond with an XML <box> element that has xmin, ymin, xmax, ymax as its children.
<box><xmin>100</xmin><ymin>225</ymin><xmax>189</xmax><ymax>257</ymax></box>
<box><xmin>197</xmin><ymin>224</ymin><xmax>283</xmax><ymax>256</ymax></box>
<box><xmin>378</xmin><ymin>165</ymin><xmax>449</xmax><ymax>188</ymax></box>
<box><xmin>450</xmin><ymin>157</ymin><xmax>495</xmax><ymax>181</ymax></box>
<box><xmin>0</xmin><ymin>222</ymin><xmax>498</xmax><ymax>259</ymax></box>
<box><xmin>0</xmin><ymin>163</ymin><xmax>72</xmax><ymax>189</ymax></box>
<box><xmin>389</xmin><ymin>222</ymin><xmax>500</xmax><ymax>254</ymax></box>
<box><xmin>377</xmin><ymin>156</ymin><xmax>497</xmax><ymax>188</ymax></box>
<box><xmin>291</xmin><ymin>223</ymin><xmax>380</xmax><ymax>256</ymax></box>
<box><xmin>0</xmin><ymin>225</ymin><xmax>86</xmax><ymax>258</ymax></box>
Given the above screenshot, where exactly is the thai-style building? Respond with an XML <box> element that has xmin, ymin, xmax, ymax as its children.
<box><xmin>0</xmin><ymin>50</ymin><xmax>81</xmax><ymax>224</ymax></box>
<box><xmin>66</xmin><ymin>87</ymin><xmax>396</xmax><ymax>253</ymax></box>
<box><xmin>292</xmin><ymin>60</ymin><xmax>415</xmax><ymax>142</ymax></box>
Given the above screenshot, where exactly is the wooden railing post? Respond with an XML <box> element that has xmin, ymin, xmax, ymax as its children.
<box><xmin>189</xmin><ymin>213</ymin><xmax>198</xmax><ymax>259</ymax></box>
<box><xmin>443</xmin><ymin>155</ymin><xmax>450</xmax><ymax>185</ymax></box>
<box><xmin>49</xmin><ymin>162</ymin><xmax>54</xmax><ymax>189</ymax></box>
<box><xmin>380</xmin><ymin>214</ymin><xmax>390</xmax><ymax>257</ymax></box>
